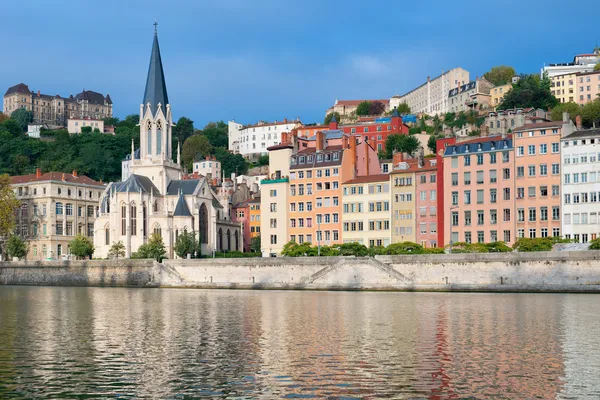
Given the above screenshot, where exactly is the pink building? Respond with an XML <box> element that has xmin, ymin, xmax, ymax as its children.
<box><xmin>576</xmin><ymin>71</ymin><xmax>600</xmax><ymax>105</ymax></box>
<box><xmin>513</xmin><ymin>120</ymin><xmax>573</xmax><ymax>239</ymax></box>
<box><xmin>443</xmin><ymin>135</ymin><xmax>515</xmax><ymax>245</ymax></box>
<box><xmin>415</xmin><ymin>157</ymin><xmax>439</xmax><ymax>248</ymax></box>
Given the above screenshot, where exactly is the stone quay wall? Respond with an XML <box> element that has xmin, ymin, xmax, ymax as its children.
<box><xmin>2</xmin><ymin>252</ymin><xmax>600</xmax><ymax>292</ymax></box>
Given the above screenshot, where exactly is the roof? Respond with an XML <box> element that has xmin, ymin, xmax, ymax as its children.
<box><xmin>513</xmin><ymin>121</ymin><xmax>563</xmax><ymax>132</ymax></box>
<box><xmin>334</xmin><ymin>99</ymin><xmax>389</xmax><ymax>107</ymax></box>
<box><xmin>266</xmin><ymin>143</ymin><xmax>293</xmax><ymax>151</ymax></box>
<box><xmin>122</xmin><ymin>149</ymin><xmax>141</xmax><ymax>161</ymax></box>
<box><xmin>75</xmin><ymin>90</ymin><xmax>109</xmax><ymax>105</ymax></box>
<box><xmin>448</xmin><ymin>81</ymin><xmax>477</xmax><ymax>97</ymax></box>
<box><xmin>5</xmin><ymin>83</ymin><xmax>30</xmax><ymax>96</ymax></box>
<box><xmin>291</xmin><ymin>145</ymin><xmax>344</xmax><ymax>170</ymax></box>
<box><xmin>173</xmin><ymin>192</ymin><xmax>192</xmax><ymax>217</ymax></box>
<box><xmin>242</xmin><ymin>120</ymin><xmax>299</xmax><ymax>129</ymax></box>
<box><xmin>343</xmin><ymin>174</ymin><xmax>390</xmax><ymax>185</ymax></box>
<box><xmin>304</xmin><ymin>130</ymin><xmax>345</xmax><ymax>141</ymax></box>
<box><xmin>576</xmin><ymin>70</ymin><xmax>600</xmax><ymax>77</ymax></box>
<box><xmin>212</xmin><ymin>195</ymin><xmax>224</xmax><ymax>209</ymax></box>
<box><xmin>562</xmin><ymin>128</ymin><xmax>600</xmax><ymax>140</ymax></box>
<box><xmin>391</xmin><ymin>159</ymin><xmax>438</xmax><ymax>173</ymax></box>
<box><xmin>444</xmin><ymin>136</ymin><xmax>513</xmax><ymax>156</ymax></box>
<box><xmin>166</xmin><ymin>180</ymin><xmax>199</xmax><ymax>195</ymax></box>
<box><xmin>114</xmin><ymin>174</ymin><xmax>159</xmax><ymax>195</ymax></box>
<box><xmin>143</xmin><ymin>31</ymin><xmax>169</xmax><ymax>116</ymax></box>
<box><xmin>11</xmin><ymin>171</ymin><xmax>104</xmax><ymax>187</ymax></box>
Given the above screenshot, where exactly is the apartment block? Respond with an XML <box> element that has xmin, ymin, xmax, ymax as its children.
<box><xmin>575</xmin><ymin>71</ymin><xmax>600</xmax><ymax>105</ymax></box>
<box><xmin>390</xmin><ymin>157</ymin><xmax>417</xmax><ymax>244</ymax></box>
<box><xmin>561</xmin><ymin>127</ymin><xmax>600</xmax><ymax>243</ymax></box>
<box><xmin>513</xmin><ymin>119</ymin><xmax>575</xmax><ymax>240</ymax></box>
<box><xmin>448</xmin><ymin>77</ymin><xmax>494</xmax><ymax>113</ymax></box>
<box><xmin>443</xmin><ymin>136</ymin><xmax>516</xmax><ymax>245</ymax></box>
<box><xmin>414</xmin><ymin>157</ymin><xmax>439</xmax><ymax>248</ymax></box>
<box><xmin>550</xmin><ymin>73</ymin><xmax>577</xmax><ymax>103</ymax></box>
<box><xmin>228</xmin><ymin>118</ymin><xmax>301</xmax><ymax>160</ymax></box>
<box><xmin>485</xmin><ymin>108</ymin><xmax>549</xmax><ymax>137</ymax></box>
<box><xmin>341</xmin><ymin>175</ymin><xmax>391</xmax><ymax>248</ymax></box>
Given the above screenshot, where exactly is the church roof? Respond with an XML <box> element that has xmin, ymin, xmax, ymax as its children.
<box><xmin>143</xmin><ymin>30</ymin><xmax>169</xmax><ymax>116</ymax></box>
<box><xmin>167</xmin><ymin>179</ymin><xmax>199</xmax><ymax>195</ymax></box>
<box><xmin>123</xmin><ymin>148</ymin><xmax>141</xmax><ymax>161</ymax></box>
<box><xmin>212</xmin><ymin>195</ymin><xmax>224</xmax><ymax>209</ymax></box>
<box><xmin>114</xmin><ymin>174</ymin><xmax>160</xmax><ymax>195</ymax></box>
<box><xmin>173</xmin><ymin>192</ymin><xmax>192</xmax><ymax>217</ymax></box>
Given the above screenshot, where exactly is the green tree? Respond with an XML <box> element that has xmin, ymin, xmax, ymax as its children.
<box><xmin>173</xmin><ymin>116</ymin><xmax>195</xmax><ymax>143</ymax></box>
<box><xmin>6</xmin><ymin>234</ymin><xmax>27</xmax><ymax>260</ymax></box>
<box><xmin>250</xmin><ymin>235</ymin><xmax>261</xmax><ymax>252</ymax></box>
<box><xmin>384</xmin><ymin>242</ymin><xmax>424</xmax><ymax>255</ymax></box>
<box><xmin>550</xmin><ymin>102</ymin><xmax>580</xmax><ymax>122</ymax></box>
<box><xmin>396</xmin><ymin>103</ymin><xmax>411</xmax><ymax>114</ymax></box>
<box><xmin>200</xmin><ymin>121</ymin><xmax>228</xmax><ymax>148</ymax></box>
<box><xmin>333</xmin><ymin>242</ymin><xmax>370</xmax><ymax>256</ymax></box>
<box><xmin>103</xmin><ymin>117</ymin><xmax>120</xmax><ymax>126</ymax></box>
<box><xmin>324</xmin><ymin>112</ymin><xmax>341</xmax><ymax>124</ymax></box>
<box><xmin>369</xmin><ymin>101</ymin><xmax>386</xmax><ymax>115</ymax></box>
<box><xmin>385</xmin><ymin>134</ymin><xmax>421</xmax><ymax>158</ymax></box>
<box><xmin>182</xmin><ymin>134</ymin><xmax>212</xmax><ymax>168</ymax></box>
<box><xmin>108</xmin><ymin>241</ymin><xmax>126</xmax><ymax>259</ymax></box>
<box><xmin>580</xmin><ymin>99</ymin><xmax>600</xmax><ymax>128</ymax></box>
<box><xmin>589</xmin><ymin>238</ymin><xmax>600</xmax><ymax>250</ymax></box>
<box><xmin>257</xmin><ymin>154</ymin><xmax>269</xmax><ymax>166</ymax></box>
<box><xmin>484</xmin><ymin>65</ymin><xmax>516</xmax><ymax>86</ymax></box>
<box><xmin>427</xmin><ymin>135</ymin><xmax>439</xmax><ymax>154</ymax></box>
<box><xmin>214</xmin><ymin>147</ymin><xmax>248</xmax><ymax>177</ymax></box>
<box><xmin>133</xmin><ymin>233</ymin><xmax>166</xmax><ymax>261</ymax></box>
<box><xmin>498</xmin><ymin>74</ymin><xmax>558</xmax><ymax>111</ymax></box>
<box><xmin>11</xmin><ymin>154</ymin><xmax>29</xmax><ymax>175</ymax></box>
<box><xmin>281</xmin><ymin>241</ymin><xmax>317</xmax><ymax>257</ymax></box>
<box><xmin>356</xmin><ymin>101</ymin><xmax>371</xmax><ymax>116</ymax></box>
<box><xmin>174</xmin><ymin>231</ymin><xmax>198</xmax><ymax>258</ymax></box>
<box><xmin>512</xmin><ymin>238</ymin><xmax>554</xmax><ymax>252</ymax></box>
<box><xmin>118</xmin><ymin>114</ymin><xmax>140</xmax><ymax>129</ymax></box>
<box><xmin>0</xmin><ymin>174</ymin><xmax>20</xmax><ymax>237</ymax></box>
<box><xmin>80</xmin><ymin>126</ymin><xmax>92</xmax><ymax>134</ymax></box>
<box><xmin>69</xmin><ymin>234</ymin><xmax>94</xmax><ymax>259</ymax></box>
<box><xmin>10</xmin><ymin>108</ymin><xmax>33</xmax><ymax>132</ymax></box>
<box><xmin>594</xmin><ymin>63</ymin><xmax>600</xmax><ymax>72</ymax></box>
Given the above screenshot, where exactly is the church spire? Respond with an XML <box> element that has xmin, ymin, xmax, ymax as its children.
<box><xmin>143</xmin><ymin>22</ymin><xmax>169</xmax><ymax>116</ymax></box>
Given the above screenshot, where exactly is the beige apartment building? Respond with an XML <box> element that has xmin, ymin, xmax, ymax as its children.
<box><xmin>490</xmin><ymin>83</ymin><xmax>512</xmax><ymax>109</ymax></box>
<box><xmin>3</xmin><ymin>83</ymin><xmax>112</xmax><ymax>127</ymax></box>
<box><xmin>10</xmin><ymin>169</ymin><xmax>106</xmax><ymax>260</ymax></box>
<box><xmin>550</xmin><ymin>73</ymin><xmax>577</xmax><ymax>104</ymax></box>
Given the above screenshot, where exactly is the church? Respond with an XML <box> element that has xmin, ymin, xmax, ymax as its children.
<box><xmin>94</xmin><ymin>26</ymin><xmax>242</xmax><ymax>259</ymax></box>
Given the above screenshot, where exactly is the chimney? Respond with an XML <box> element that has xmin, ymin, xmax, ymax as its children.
<box><xmin>364</xmin><ymin>140</ymin><xmax>370</xmax><ymax>176</ymax></box>
<box><xmin>283</xmin><ymin>118</ymin><xmax>288</xmax><ymax>123</ymax></box>
<box><xmin>281</xmin><ymin>132</ymin><xmax>288</xmax><ymax>144</ymax></box>
<box><xmin>36</xmin><ymin>168</ymin><xmax>42</xmax><ymax>178</ymax></box>
<box><xmin>342</xmin><ymin>134</ymin><xmax>349</xmax><ymax>149</ymax></box>
<box><xmin>291</xmin><ymin>130</ymin><xmax>299</xmax><ymax>153</ymax></box>
<box><xmin>393</xmin><ymin>150</ymin><xmax>403</xmax><ymax>165</ymax></box>
<box><xmin>349</xmin><ymin>136</ymin><xmax>357</xmax><ymax>177</ymax></box>
<box><xmin>37</xmin><ymin>90</ymin><xmax>40</xmax><ymax>96</ymax></box>
<box><xmin>563</xmin><ymin>112</ymin><xmax>569</xmax><ymax>123</ymax></box>
<box><xmin>61</xmin><ymin>173</ymin><xmax>66</xmax><ymax>181</ymax></box>
<box><xmin>576</xmin><ymin>115</ymin><xmax>582</xmax><ymax>130</ymax></box>
<box><xmin>232</xmin><ymin>173</ymin><xmax>237</xmax><ymax>192</ymax></box>
<box><xmin>72</xmin><ymin>170</ymin><xmax>78</xmax><ymax>177</ymax></box>
<box><xmin>316</xmin><ymin>131</ymin><xmax>324</xmax><ymax>152</ymax></box>
<box><xmin>418</xmin><ymin>148</ymin><xmax>425</xmax><ymax>168</ymax></box>
<box><xmin>212</xmin><ymin>178</ymin><xmax>217</xmax><ymax>186</ymax></box>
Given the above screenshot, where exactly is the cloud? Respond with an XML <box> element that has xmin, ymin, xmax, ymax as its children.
<box><xmin>349</xmin><ymin>55</ymin><xmax>391</xmax><ymax>76</ymax></box>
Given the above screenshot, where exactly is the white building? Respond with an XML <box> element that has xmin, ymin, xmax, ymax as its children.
<box><xmin>542</xmin><ymin>49</ymin><xmax>600</xmax><ymax>78</ymax></box>
<box><xmin>95</xmin><ymin>27</ymin><xmax>241</xmax><ymax>259</ymax></box>
<box><xmin>67</xmin><ymin>117</ymin><xmax>104</xmax><ymax>134</ymax></box>
<box><xmin>389</xmin><ymin>67</ymin><xmax>469</xmax><ymax>116</ymax></box>
<box><xmin>236</xmin><ymin>174</ymin><xmax>266</xmax><ymax>190</ymax></box>
<box><xmin>228</xmin><ymin>118</ymin><xmax>301</xmax><ymax>160</ymax></box>
<box><xmin>561</xmin><ymin>127</ymin><xmax>600</xmax><ymax>244</ymax></box>
<box><xmin>193</xmin><ymin>156</ymin><xmax>221</xmax><ymax>179</ymax></box>
<box><xmin>27</xmin><ymin>123</ymin><xmax>43</xmax><ymax>138</ymax></box>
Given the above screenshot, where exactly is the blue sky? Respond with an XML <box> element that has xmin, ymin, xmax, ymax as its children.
<box><xmin>1</xmin><ymin>0</ymin><xmax>598</xmax><ymax>127</ymax></box>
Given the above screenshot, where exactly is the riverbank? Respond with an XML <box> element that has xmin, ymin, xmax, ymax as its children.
<box><xmin>2</xmin><ymin>252</ymin><xmax>600</xmax><ymax>292</ymax></box>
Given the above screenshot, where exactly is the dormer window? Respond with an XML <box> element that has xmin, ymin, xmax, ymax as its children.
<box><xmin>325</xmin><ymin>153</ymin><xmax>331</xmax><ymax>161</ymax></box>
<box><xmin>299</xmin><ymin>156</ymin><xmax>306</xmax><ymax>164</ymax></box>
<box><xmin>490</xmin><ymin>141</ymin><xmax>496</xmax><ymax>150</ymax></box>
<box><xmin>477</xmin><ymin>143</ymin><xmax>483</xmax><ymax>151</ymax></box>
<box><xmin>452</xmin><ymin>146</ymin><xmax>457</xmax><ymax>154</ymax></box>
<box><xmin>307</xmin><ymin>155</ymin><xmax>314</xmax><ymax>163</ymax></box>
<box><xmin>503</xmin><ymin>140</ymin><xmax>508</xmax><ymax>148</ymax></box>
<box><xmin>291</xmin><ymin>157</ymin><xmax>297</xmax><ymax>165</ymax></box>
<box><xmin>333</xmin><ymin>152</ymin><xmax>339</xmax><ymax>161</ymax></box>
<box><xmin>317</xmin><ymin>154</ymin><xmax>323</xmax><ymax>162</ymax></box>
<box><xmin>465</xmin><ymin>144</ymin><xmax>470</xmax><ymax>153</ymax></box>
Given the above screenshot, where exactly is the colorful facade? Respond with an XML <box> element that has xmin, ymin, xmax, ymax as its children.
<box><xmin>414</xmin><ymin>159</ymin><xmax>439</xmax><ymax>248</ymax></box>
<box><xmin>390</xmin><ymin>156</ymin><xmax>417</xmax><ymax>244</ymax></box>
<box><xmin>575</xmin><ymin>71</ymin><xmax>600</xmax><ymax>105</ymax></box>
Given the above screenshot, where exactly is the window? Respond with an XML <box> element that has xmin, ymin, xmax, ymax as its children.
<box><xmin>528</xmin><ymin>165</ymin><xmax>535</xmax><ymax>177</ymax></box>
<box><xmin>503</xmin><ymin>152</ymin><xmax>509</xmax><ymax>162</ymax></box>
<box><xmin>517</xmin><ymin>146</ymin><xmax>524</xmax><ymax>156</ymax></box>
<box><xmin>464</xmin><ymin>172</ymin><xmax>471</xmax><ymax>185</ymax></box>
<box><xmin>451</xmin><ymin>173</ymin><xmax>458</xmax><ymax>186</ymax></box>
<box><xmin>529</xmin><ymin>207</ymin><xmax>536</xmax><ymax>222</ymax></box>
<box><xmin>477</xmin><ymin>171</ymin><xmax>484</xmax><ymax>184</ymax></box>
<box><xmin>517</xmin><ymin>166</ymin><xmax>524</xmax><ymax>177</ymax></box>
<box><xmin>540</xmin><ymin>144</ymin><xmax>547</xmax><ymax>154</ymax></box>
<box><xmin>477</xmin><ymin>154</ymin><xmax>483</xmax><ymax>165</ymax></box>
<box><xmin>503</xmin><ymin>188</ymin><xmax>510</xmax><ymax>200</ymax></box>
<box><xmin>270</xmin><ymin>235</ymin><xmax>277</xmax><ymax>244</ymax></box>
<box><xmin>552</xmin><ymin>164</ymin><xmax>559</xmax><ymax>175</ymax></box>
<box><xmin>464</xmin><ymin>211</ymin><xmax>471</xmax><ymax>226</ymax></box>
<box><xmin>477</xmin><ymin>190</ymin><xmax>484</xmax><ymax>204</ymax></box>
<box><xmin>552</xmin><ymin>143</ymin><xmax>559</xmax><ymax>153</ymax></box>
<box><xmin>56</xmin><ymin>202</ymin><xmax>63</xmax><ymax>215</ymax></box>
<box><xmin>464</xmin><ymin>191</ymin><xmax>471</xmax><ymax>205</ymax></box>
<box><xmin>452</xmin><ymin>192</ymin><xmax>458</xmax><ymax>205</ymax></box>
<box><xmin>503</xmin><ymin>168</ymin><xmax>510</xmax><ymax>180</ymax></box>
<box><xmin>477</xmin><ymin>210</ymin><xmax>484</xmax><ymax>225</ymax></box>
<box><xmin>528</xmin><ymin>186</ymin><xmax>536</xmax><ymax>198</ymax></box>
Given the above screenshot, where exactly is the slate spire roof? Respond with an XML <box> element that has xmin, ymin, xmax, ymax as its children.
<box><xmin>173</xmin><ymin>191</ymin><xmax>192</xmax><ymax>217</ymax></box>
<box><xmin>391</xmin><ymin>107</ymin><xmax>400</xmax><ymax>117</ymax></box>
<box><xmin>143</xmin><ymin>27</ymin><xmax>169</xmax><ymax>116</ymax></box>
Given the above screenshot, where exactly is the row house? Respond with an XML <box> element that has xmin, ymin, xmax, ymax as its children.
<box><xmin>485</xmin><ymin>108</ymin><xmax>549</xmax><ymax>137</ymax></box>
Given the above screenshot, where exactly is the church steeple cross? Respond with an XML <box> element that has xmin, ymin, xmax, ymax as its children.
<box><xmin>154</xmin><ymin>21</ymin><xmax>158</xmax><ymax>34</ymax></box>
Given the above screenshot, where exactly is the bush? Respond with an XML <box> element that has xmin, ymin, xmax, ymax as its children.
<box><xmin>512</xmin><ymin>238</ymin><xmax>554</xmax><ymax>252</ymax></box>
<box><xmin>132</xmin><ymin>233</ymin><xmax>166</xmax><ymax>261</ymax></box>
<box><xmin>69</xmin><ymin>234</ymin><xmax>94</xmax><ymax>259</ymax></box>
<box><xmin>6</xmin><ymin>234</ymin><xmax>27</xmax><ymax>260</ymax></box>
<box><xmin>589</xmin><ymin>238</ymin><xmax>600</xmax><ymax>250</ymax></box>
<box><xmin>174</xmin><ymin>231</ymin><xmax>199</xmax><ymax>259</ymax></box>
<box><xmin>384</xmin><ymin>242</ymin><xmax>424</xmax><ymax>255</ymax></box>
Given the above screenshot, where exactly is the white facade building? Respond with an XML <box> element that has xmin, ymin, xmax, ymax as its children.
<box><xmin>389</xmin><ymin>68</ymin><xmax>470</xmax><ymax>116</ymax></box>
<box><xmin>228</xmin><ymin>119</ymin><xmax>301</xmax><ymax>159</ymax></box>
<box><xmin>27</xmin><ymin>123</ymin><xmax>43</xmax><ymax>138</ymax></box>
<box><xmin>561</xmin><ymin>128</ymin><xmax>600</xmax><ymax>244</ymax></box>
<box><xmin>193</xmin><ymin>156</ymin><xmax>221</xmax><ymax>179</ymax></box>
<box><xmin>542</xmin><ymin>50</ymin><xmax>600</xmax><ymax>78</ymax></box>
<box><xmin>67</xmin><ymin>118</ymin><xmax>104</xmax><ymax>134</ymax></box>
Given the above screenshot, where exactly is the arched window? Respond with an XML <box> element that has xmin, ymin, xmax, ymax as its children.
<box><xmin>142</xmin><ymin>203</ymin><xmax>147</xmax><ymax>237</ymax></box>
<box><xmin>199</xmin><ymin>203</ymin><xmax>208</xmax><ymax>244</ymax></box>
<box><xmin>121</xmin><ymin>204</ymin><xmax>126</xmax><ymax>235</ymax></box>
<box><xmin>105</xmin><ymin>224</ymin><xmax>110</xmax><ymax>245</ymax></box>
<box><xmin>130</xmin><ymin>203</ymin><xmax>137</xmax><ymax>236</ymax></box>
<box><xmin>217</xmin><ymin>228</ymin><xmax>223</xmax><ymax>251</ymax></box>
<box><xmin>234</xmin><ymin>230</ymin><xmax>239</xmax><ymax>251</ymax></box>
<box><xmin>226</xmin><ymin>229</ymin><xmax>231</xmax><ymax>251</ymax></box>
<box><xmin>146</xmin><ymin>121</ymin><xmax>152</xmax><ymax>156</ymax></box>
<box><xmin>156</xmin><ymin>121</ymin><xmax>162</xmax><ymax>155</ymax></box>
<box><xmin>154</xmin><ymin>224</ymin><xmax>162</xmax><ymax>238</ymax></box>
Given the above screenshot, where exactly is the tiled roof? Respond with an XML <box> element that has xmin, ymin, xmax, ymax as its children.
<box><xmin>5</xmin><ymin>83</ymin><xmax>30</xmax><ymax>96</ymax></box>
<box><xmin>11</xmin><ymin>171</ymin><xmax>104</xmax><ymax>187</ymax></box>
<box><xmin>122</xmin><ymin>148</ymin><xmax>141</xmax><ymax>161</ymax></box>
<box><xmin>305</xmin><ymin>130</ymin><xmax>345</xmax><ymax>141</ymax></box>
<box><xmin>562</xmin><ymin>128</ymin><xmax>600</xmax><ymax>140</ymax></box>
<box><xmin>514</xmin><ymin>121</ymin><xmax>563</xmax><ymax>131</ymax></box>
<box><xmin>343</xmin><ymin>174</ymin><xmax>389</xmax><ymax>185</ymax></box>
<box><xmin>243</xmin><ymin>120</ymin><xmax>299</xmax><ymax>129</ymax></box>
<box><xmin>334</xmin><ymin>99</ymin><xmax>389</xmax><ymax>106</ymax></box>
<box><xmin>166</xmin><ymin>179</ymin><xmax>199</xmax><ymax>195</ymax></box>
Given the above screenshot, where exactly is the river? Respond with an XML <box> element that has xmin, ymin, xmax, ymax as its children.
<box><xmin>0</xmin><ymin>287</ymin><xmax>599</xmax><ymax>399</ymax></box>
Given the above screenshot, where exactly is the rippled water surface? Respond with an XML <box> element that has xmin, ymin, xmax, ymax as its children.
<box><xmin>1</xmin><ymin>288</ymin><xmax>600</xmax><ymax>399</ymax></box>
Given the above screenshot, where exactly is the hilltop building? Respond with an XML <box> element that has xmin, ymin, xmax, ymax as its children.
<box><xmin>542</xmin><ymin>48</ymin><xmax>600</xmax><ymax>78</ymax></box>
<box><xmin>94</xmin><ymin>27</ymin><xmax>241</xmax><ymax>259</ymax></box>
<box><xmin>228</xmin><ymin>118</ymin><xmax>301</xmax><ymax>160</ymax></box>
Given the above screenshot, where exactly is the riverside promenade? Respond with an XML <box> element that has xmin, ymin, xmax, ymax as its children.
<box><xmin>2</xmin><ymin>252</ymin><xmax>600</xmax><ymax>292</ymax></box>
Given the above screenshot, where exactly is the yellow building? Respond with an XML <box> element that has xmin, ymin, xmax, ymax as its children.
<box><xmin>490</xmin><ymin>83</ymin><xmax>512</xmax><ymax>108</ymax></box>
<box><xmin>390</xmin><ymin>159</ymin><xmax>417</xmax><ymax>243</ymax></box>
<box><xmin>550</xmin><ymin>73</ymin><xmax>577</xmax><ymax>103</ymax></box>
<box><xmin>249</xmin><ymin>197</ymin><xmax>261</xmax><ymax>238</ymax></box>
<box><xmin>341</xmin><ymin>174</ymin><xmax>391</xmax><ymax>247</ymax></box>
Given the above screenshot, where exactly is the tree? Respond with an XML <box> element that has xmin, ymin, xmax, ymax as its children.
<box><xmin>174</xmin><ymin>231</ymin><xmax>197</xmax><ymax>258</ymax></box>
<box><xmin>396</xmin><ymin>103</ymin><xmax>411</xmax><ymax>114</ymax></box>
<box><xmin>594</xmin><ymin>63</ymin><xmax>600</xmax><ymax>72</ymax></box>
<box><xmin>182</xmin><ymin>134</ymin><xmax>212</xmax><ymax>168</ymax></box>
<box><xmin>6</xmin><ymin>234</ymin><xmax>27</xmax><ymax>260</ymax></box>
<box><xmin>333</xmin><ymin>242</ymin><xmax>370</xmax><ymax>256</ymax></box>
<box><xmin>324</xmin><ymin>112</ymin><xmax>341</xmax><ymax>124</ymax></box>
<box><xmin>0</xmin><ymin>174</ymin><xmax>20</xmax><ymax>237</ymax></box>
<box><xmin>173</xmin><ymin>116</ymin><xmax>195</xmax><ymax>143</ymax></box>
<box><xmin>589</xmin><ymin>238</ymin><xmax>600</xmax><ymax>250</ymax></box>
<box><xmin>257</xmin><ymin>154</ymin><xmax>269</xmax><ymax>166</ymax></box>
<box><xmin>103</xmin><ymin>117</ymin><xmax>120</xmax><ymax>126</ymax></box>
<box><xmin>498</xmin><ymin>74</ymin><xmax>558</xmax><ymax>111</ymax></box>
<box><xmin>385</xmin><ymin>134</ymin><xmax>421</xmax><ymax>158</ymax></box>
<box><xmin>250</xmin><ymin>235</ymin><xmax>261</xmax><ymax>252</ymax></box>
<box><xmin>12</xmin><ymin>155</ymin><xmax>29</xmax><ymax>175</ymax></box>
<box><xmin>108</xmin><ymin>241</ymin><xmax>126</xmax><ymax>259</ymax></box>
<box><xmin>10</xmin><ymin>108</ymin><xmax>33</xmax><ymax>133</ymax></box>
<box><xmin>356</xmin><ymin>101</ymin><xmax>371</xmax><ymax>116</ymax></box>
<box><xmin>580</xmin><ymin>99</ymin><xmax>600</xmax><ymax>128</ymax></box>
<box><xmin>384</xmin><ymin>242</ymin><xmax>424</xmax><ymax>255</ymax></box>
<box><xmin>484</xmin><ymin>65</ymin><xmax>516</xmax><ymax>86</ymax></box>
<box><xmin>214</xmin><ymin>147</ymin><xmax>248</xmax><ymax>177</ymax></box>
<box><xmin>147</xmin><ymin>233</ymin><xmax>166</xmax><ymax>261</ymax></box>
<box><xmin>512</xmin><ymin>238</ymin><xmax>554</xmax><ymax>252</ymax></box>
<box><xmin>369</xmin><ymin>101</ymin><xmax>386</xmax><ymax>115</ymax></box>
<box><xmin>427</xmin><ymin>135</ymin><xmax>439</xmax><ymax>154</ymax></box>
<box><xmin>200</xmin><ymin>121</ymin><xmax>228</xmax><ymax>148</ymax></box>
<box><xmin>70</xmin><ymin>234</ymin><xmax>94</xmax><ymax>259</ymax></box>
<box><xmin>81</xmin><ymin>126</ymin><xmax>92</xmax><ymax>134</ymax></box>
<box><xmin>550</xmin><ymin>102</ymin><xmax>580</xmax><ymax>122</ymax></box>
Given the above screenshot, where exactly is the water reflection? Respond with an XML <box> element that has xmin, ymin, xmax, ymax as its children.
<box><xmin>0</xmin><ymin>288</ymin><xmax>599</xmax><ymax>399</ymax></box>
